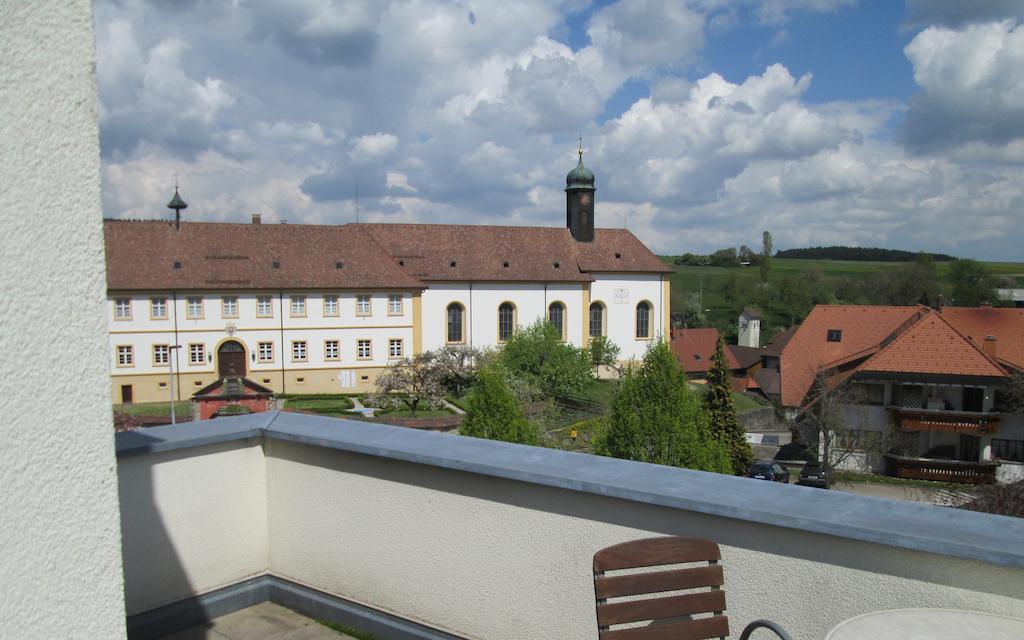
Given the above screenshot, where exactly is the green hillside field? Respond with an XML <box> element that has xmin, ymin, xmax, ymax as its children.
<box><xmin>661</xmin><ymin>256</ymin><xmax>1024</xmax><ymax>338</ymax></box>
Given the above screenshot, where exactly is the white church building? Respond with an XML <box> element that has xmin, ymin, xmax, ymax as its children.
<box><xmin>105</xmin><ymin>153</ymin><xmax>672</xmax><ymax>404</ymax></box>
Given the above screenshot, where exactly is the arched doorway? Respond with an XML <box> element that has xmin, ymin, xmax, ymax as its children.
<box><xmin>217</xmin><ymin>340</ymin><xmax>246</xmax><ymax>378</ymax></box>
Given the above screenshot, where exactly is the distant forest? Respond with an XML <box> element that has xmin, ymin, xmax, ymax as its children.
<box><xmin>774</xmin><ymin>246</ymin><xmax>956</xmax><ymax>262</ymax></box>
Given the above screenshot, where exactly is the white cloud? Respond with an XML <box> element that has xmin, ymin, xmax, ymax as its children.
<box><xmin>350</xmin><ymin>132</ymin><xmax>399</xmax><ymax>162</ymax></box>
<box><xmin>904</xmin><ymin>20</ymin><xmax>1024</xmax><ymax>151</ymax></box>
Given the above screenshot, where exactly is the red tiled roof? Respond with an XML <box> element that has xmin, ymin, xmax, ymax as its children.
<box><xmin>729</xmin><ymin>345</ymin><xmax>763</xmax><ymax>369</ymax></box>
<box><xmin>857</xmin><ymin>311</ymin><xmax>1007</xmax><ymax>378</ymax></box>
<box><xmin>941</xmin><ymin>307</ymin><xmax>1024</xmax><ymax>371</ymax></box>
<box><xmin>779</xmin><ymin>305</ymin><xmax>925</xmax><ymax>406</ymax></box>
<box><xmin>104</xmin><ymin>220</ymin><xmax>671</xmax><ymax>291</ymax></box>
<box><xmin>104</xmin><ymin>220</ymin><xmax>423</xmax><ymax>291</ymax></box>
<box><xmin>669</xmin><ymin>328</ymin><xmax>740</xmax><ymax>374</ymax></box>
<box><xmin>357</xmin><ymin>223</ymin><xmax>671</xmax><ymax>282</ymax></box>
<box><xmin>762</xmin><ymin>326</ymin><xmax>798</xmax><ymax>357</ymax></box>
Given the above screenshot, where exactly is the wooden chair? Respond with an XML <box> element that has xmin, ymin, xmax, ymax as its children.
<box><xmin>593</xmin><ymin>537</ymin><xmax>792</xmax><ymax>640</ymax></box>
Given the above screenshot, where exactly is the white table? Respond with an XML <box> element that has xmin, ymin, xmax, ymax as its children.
<box><xmin>826</xmin><ymin>608</ymin><xmax>1024</xmax><ymax>640</ymax></box>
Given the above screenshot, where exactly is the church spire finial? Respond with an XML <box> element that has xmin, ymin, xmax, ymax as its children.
<box><xmin>167</xmin><ymin>177</ymin><xmax>188</xmax><ymax>231</ymax></box>
<box><xmin>578</xmin><ymin>134</ymin><xmax>583</xmax><ymax>161</ymax></box>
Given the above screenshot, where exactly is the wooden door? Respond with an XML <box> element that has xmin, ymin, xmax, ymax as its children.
<box><xmin>218</xmin><ymin>341</ymin><xmax>246</xmax><ymax>378</ymax></box>
<box><xmin>120</xmin><ymin>385</ymin><xmax>133</xmax><ymax>404</ymax></box>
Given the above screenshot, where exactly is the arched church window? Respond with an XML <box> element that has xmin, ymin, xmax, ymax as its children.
<box><xmin>498</xmin><ymin>302</ymin><xmax>516</xmax><ymax>342</ymax></box>
<box><xmin>589</xmin><ymin>302</ymin><xmax>605</xmax><ymax>338</ymax></box>
<box><xmin>548</xmin><ymin>302</ymin><xmax>566</xmax><ymax>340</ymax></box>
<box><xmin>635</xmin><ymin>301</ymin><xmax>653</xmax><ymax>339</ymax></box>
<box><xmin>447</xmin><ymin>303</ymin><xmax>464</xmax><ymax>344</ymax></box>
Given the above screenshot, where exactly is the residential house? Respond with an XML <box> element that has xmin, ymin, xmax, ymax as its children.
<box><xmin>774</xmin><ymin>304</ymin><xmax>1024</xmax><ymax>483</ymax></box>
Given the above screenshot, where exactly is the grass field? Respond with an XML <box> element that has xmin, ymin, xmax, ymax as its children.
<box><xmin>662</xmin><ymin>256</ymin><xmax>1024</xmax><ymax>335</ymax></box>
<box><xmin>114</xmin><ymin>401</ymin><xmax>191</xmax><ymax>417</ymax></box>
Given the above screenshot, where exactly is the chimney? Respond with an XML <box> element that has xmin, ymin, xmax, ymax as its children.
<box><xmin>936</xmin><ymin>295</ymin><xmax>944</xmax><ymax>313</ymax></box>
<box><xmin>983</xmin><ymin>335</ymin><xmax>997</xmax><ymax>359</ymax></box>
<box><xmin>251</xmin><ymin>213</ymin><xmax>262</xmax><ymax>225</ymax></box>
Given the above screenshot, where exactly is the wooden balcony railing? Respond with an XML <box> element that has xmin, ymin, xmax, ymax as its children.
<box><xmin>884</xmin><ymin>454</ymin><xmax>997</xmax><ymax>485</ymax></box>
<box><xmin>890</xmin><ymin>408</ymin><xmax>1000</xmax><ymax>434</ymax></box>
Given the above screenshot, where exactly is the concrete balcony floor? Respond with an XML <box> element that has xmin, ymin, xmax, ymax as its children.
<box><xmin>161</xmin><ymin>602</ymin><xmax>357</xmax><ymax>640</ymax></box>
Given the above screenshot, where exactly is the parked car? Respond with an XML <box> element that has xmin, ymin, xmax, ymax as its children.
<box><xmin>797</xmin><ymin>461</ymin><xmax>828</xmax><ymax>489</ymax></box>
<box><xmin>748</xmin><ymin>460</ymin><xmax>789</xmax><ymax>483</ymax></box>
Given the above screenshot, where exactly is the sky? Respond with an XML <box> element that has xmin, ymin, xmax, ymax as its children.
<box><xmin>94</xmin><ymin>0</ymin><xmax>1024</xmax><ymax>260</ymax></box>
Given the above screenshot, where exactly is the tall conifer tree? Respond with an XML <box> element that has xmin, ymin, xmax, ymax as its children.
<box><xmin>704</xmin><ymin>335</ymin><xmax>754</xmax><ymax>474</ymax></box>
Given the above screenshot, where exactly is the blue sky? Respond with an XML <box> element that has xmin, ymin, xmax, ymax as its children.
<box><xmin>94</xmin><ymin>1</ymin><xmax>1024</xmax><ymax>260</ymax></box>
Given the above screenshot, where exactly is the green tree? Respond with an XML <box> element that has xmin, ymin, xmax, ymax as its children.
<box><xmin>460</xmin><ymin>361</ymin><xmax>538</xmax><ymax>445</ymax></box>
<box><xmin>589</xmin><ymin>335</ymin><xmax>621</xmax><ymax>370</ymax></box>
<box><xmin>948</xmin><ymin>258</ymin><xmax>997</xmax><ymax>307</ymax></box>
<box><xmin>867</xmin><ymin>253</ymin><xmax>940</xmax><ymax>306</ymax></box>
<box><xmin>703</xmin><ymin>336</ymin><xmax>754</xmax><ymax>475</ymax></box>
<box><xmin>594</xmin><ymin>341</ymin><xmax>731</xmax><ymax>473</ymax></box>
<box><xmin>499</xmin><ymin>319</ymin><xmax>593</xmax><ymax>400</ymax></box>
<box><xmin>370</xmin><ymin>351</ymin><xmax>447</xmax><ymax>417</ymax></box>
<box><xmin>759</xmin><ymin>231</ymin><xmax>773</xmax><ymax>284</ymax></box>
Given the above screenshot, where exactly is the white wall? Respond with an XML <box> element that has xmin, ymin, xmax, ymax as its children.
<box><xmin>108</xmin><ymin>291</ymin><xmax>414</xmax><ymax>386</ymax></box>
<box><xmin>590</xmin><ymin>274</ymin><xmax>665</xmax><ymax>361</ymax></box>
<box><xmin>118</xmin><ymin>443</ymin><xmax>269</xmax><ymax>615</ymax></box>
<box><xmin>421</xmin><ymin>282</ymin><xmax>584</xmax><ymax>351</ymax></box>
<box><xmin>0</xmin><ymin>2</ymin><xmax>127</xmax><ymax>636</ymax></box>
<box><xmin>262</xmin><ymin>440</ymin><xmax>1024</xmax><ymax>640</ymax></box>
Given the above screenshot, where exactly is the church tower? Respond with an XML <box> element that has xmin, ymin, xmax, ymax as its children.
<box><xmin>565</xmin><ymin>144</ymin><xmax>595</xmax><ymax>242</ymax></box>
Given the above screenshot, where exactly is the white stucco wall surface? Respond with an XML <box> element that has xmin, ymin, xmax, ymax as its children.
<box><xmin>0</xmin><ymin>2</ymin><xmax>127</xmax><ymax>637</ymax></box>
<box><xmin>119</xmin><ymin>443</ymin><xmax>269</xmax><ymax>615</ymax></box>
<box><xmin>264</xmin><ymin>439</ymin><xmax>1024</xmax><ymax>640</ymax></box>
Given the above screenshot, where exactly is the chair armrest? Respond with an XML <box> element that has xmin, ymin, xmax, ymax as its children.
<box><xmin>739</xmin><ymin>619</ymin><xmax>793</xmax><ymax>640</ymax></box>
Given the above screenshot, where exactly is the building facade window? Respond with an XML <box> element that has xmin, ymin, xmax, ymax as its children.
<box><xmin>153</xmin><ymin>344</ymin><xmax>169</xmax><ymax>366</ymax></box>
<box><xmin>221</xmin><ymin>296</ymin><xmax>238</xmax><ymax>318</ymax></box>
<box><xmin>447</xmin><ymin>303</ymin><xmax>464</xmax><ymax>344</ymax></box>
<box><xmin>292</xmin><ymin>340</ymin><xmax>307</xmax><ymax>361</ymax></box>
<box><xmin>992</xmin><ymin>438</ymin><xmax>1024</xmax><ymax>463</ymax></box>
<box><xmin>635</xmin><ymin>301</ymin><xmax>652</xmax><ymax>339</ymax></box>
<box><xmin>356</xmin><ymin>294</ymin><xmax>371</xmax><ymax>316</ymax></box>
<box><xmin>498</xmin><ymin>302</ymin><xmax>516</xmax><ymax>342</ymax></box>
<box><xmin>290</xmin><ymin>295</ymin><xmax>306</xmax><ymax>317</ymax></box>
<box><xmin>257</xmin><ymin>341</ymin><xmax>274</xmax><ymax>363</ymax></box>
<box><xmin>257</xmin><ymin>296</ymin><xmax>273</xmax><ymax>318</ymax></box>
<box><xmin>389</xmin><ymin>338</ymin><xmax>403</xmax><ymax>359</ymax></box>
<box><xmin>116</xmin><ymin>345</ymin><xmax>134</xmax><ymax>366</ymax></box>
<box><xmin>548</xmin><ymin>302</ymin><xmax>565</xmax><ymax>340</ymax></box>
<box><xmin>186</xmin><ymin>296</ymin><xmax>203</xmax><ymax>319</ymax></box>
<box><xmin>150</xmin><ymin>297</ymin><xmax>167</xmax><ymax>319</ymax></box>
<box><xmin>189</xmin><ymin>343</ymin><xmax>205</xmax><ymax>365</ymax></box>
<box><xmin>388</xmin><ymin>294</ymin><xmax>403</xmax><ymax>315</ymax></box>
<box><xmin>357</xmin><ymin>339</ymin><xmax>372</xmax><ymax>359</ymax></box>
<box><xmin>115</xmin><ymin>298</ymin><xmax>132</xmax><ymax>320</ymax></box>
<box><xmin>323</xmin><ymin>295</ymin><xmax>339</xmax><ymax>317</ymax></box>
<box><xmin>324</xmin><ymin>339</ymin><xmax>340</xmax><ymax>360</ymax></box>
<box><xmin>589</xmin><ymin>302</ymin><xmax>605</xmax><ymax>337</ymax></box>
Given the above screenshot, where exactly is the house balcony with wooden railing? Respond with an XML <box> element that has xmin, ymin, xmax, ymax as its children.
<box><xmin>888</xmin><ymin>407</ymin><xmax>1001</xmax><ymax>434</ymax></box>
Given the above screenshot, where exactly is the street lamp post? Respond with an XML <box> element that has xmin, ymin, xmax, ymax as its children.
<box><xmin>168</xmin><ymin>345</ymin><xmax>182</xmax><ymax>425</ymax></box>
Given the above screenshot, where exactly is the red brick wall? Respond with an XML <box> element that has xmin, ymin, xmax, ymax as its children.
<box><xmin>197</xmin><ymin>396</ymin><xmax>270</xmax><ymax>420</ymax></box>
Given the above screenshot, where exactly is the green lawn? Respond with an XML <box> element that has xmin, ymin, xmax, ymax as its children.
<box><xmin>114</xmin><ymin>401</ymin><xmax>190</xmax><ymax>417</ymax></box>
<box><xmin>373</xmin><ymin>408</ymin><xmax>454</xmax><ymax>419</ymax></box>
<box><xmin>284</xmin><ymin>395</ymin><xmax>354</xmax><ymax>416</ymax></box>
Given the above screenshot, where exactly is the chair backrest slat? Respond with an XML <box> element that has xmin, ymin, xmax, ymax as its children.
<box><xmin>595</xmin><ymin>564</ymin><xmax>724</xmax><ymax>599</ymax></box>
<box><xmin>599</xmin><ymin>615</ymin><xmax>730</xmax><ymax>640</ymax></box>
<box><xmin>594</xmin><ymin>537</ymin><xmax>730</xmax><ymax>640</ymax></box>
<box><xmin>594</xmin><ymin>537</ymin><xmax>721</xmax><ymax>571</ymax></box>
<box><xmin>597</xmin><ymin>590</ymin><xmax>726</xmax><ymax>626</ymax></box>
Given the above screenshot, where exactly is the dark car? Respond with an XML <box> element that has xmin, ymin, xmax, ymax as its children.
<box><xmin>748</xmin><ymin>460</ymin><xmax>789</xmax><ymax>483</ymax></box>
<box><xmin>797</xmin><ymin>461</ymin><xmax>828</xmax><ymax>489</ymax></box>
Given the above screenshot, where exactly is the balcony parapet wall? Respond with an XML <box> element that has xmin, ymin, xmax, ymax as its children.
<box><xmin>116</xmin><ymin>412</ymin><xmax>1024</xmax><ymax>640</ymax></box>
